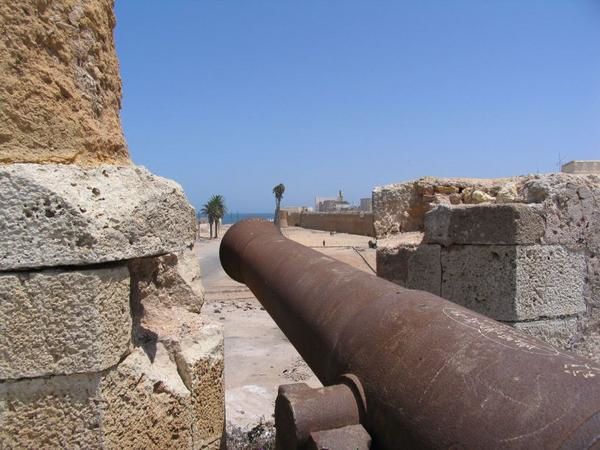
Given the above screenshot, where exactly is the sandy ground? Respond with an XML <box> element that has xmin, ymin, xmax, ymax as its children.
<box><xmin>196</xmin><ymin>225</ymin><xmax>376</xmax><ymax>436</ymax></box>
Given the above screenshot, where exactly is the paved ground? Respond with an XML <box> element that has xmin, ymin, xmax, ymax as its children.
<box><xmin>196</xmin><ymin>225</ymin><xmax>376</xmax><ymax>434</ymax></box>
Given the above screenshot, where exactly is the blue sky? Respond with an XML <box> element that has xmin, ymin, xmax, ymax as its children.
<box><xmin>115</xmin><ymin>1</ymin><xmax>600</xmax><ymax>213</ymax></box>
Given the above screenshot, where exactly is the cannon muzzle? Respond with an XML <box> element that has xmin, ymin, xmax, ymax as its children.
<box><xmin>220</xmin><ymin>219</ymin><xmax>600</xmax><ymax>449</ymax></box>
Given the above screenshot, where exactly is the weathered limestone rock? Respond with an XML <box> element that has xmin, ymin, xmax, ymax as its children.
<box><xmin>372</xmin><ymin>177</ymin><xmax>518</xmax><ymax>238</ymax></box>
<box><xmin>376</xmin><ymin>173</ymin><xmax>600</xmax><ymax>357</ymax></box>
<box><xmin>424</xmin><ymin>204</ymin><xmax>545</xmax><ymax>246</ymax></box>
<box><xmin>511</xmin><ymin>317</ymin><xmax>578</xmax><ymax>351</ymax></box>
<box><xmin>128</xmin><ymin>248</ymin><xmax>224</xmax><ymax>448</ymax></box>
<box><xmin>103</xmin><ymin>318</ymin><xmax>224</xmax><ymax>449</ymax></box>
<box><xmin>129</xmin><ymin>249</ymin><xmax>204</xmax><ymax>319</ymax></box>
<box><xmin>377</xmin><ymin>240</ymin><xmax>441</xmax><ymax>295</ymax></box>
<box><xmin>176</xmin><ymin>321</ymin><xmax>225</xmax><ymax>449</ymax></box>
<box><xmin>0</xmin><ymin>266</ymin><xmax>130</xmax><ymax>379</ymax></box>
<box><xmin>0</xmin><ymin>372</ymin><xmax>103</xmax><ymax>448</ymax></box>
<box><xmin>441</xmin><ymin>245</ymin><xmax>586</xmax><ymax>321</ymax></box>
<box><xmin>469</xmin><ymin>189</ymin><xmax>494</xmax><ymax>204</ymax></box>
<box><xmin>496</xmin><ymin>183</ymin><xmax>519</xmax><ymax>203</ymax></box>
<box><xmin>0</xmin><ymin>321</ymin><xmax>224</xmax><ymax>450</ymax></box>
<box><xmin>101</xmin><ymin>343</ymin><xmax>195</xmax><ymax>449</ymax></box>
<box><xmin>521</xmin><ymin>174</ymin><xmax>600</xmax><ymax>247</ymax></box>
<box><xmin>0</xmin><ymin>0</ymin><xmax>129</xmax><ymax>165</ymax></box>
<box><xmin>0</xmin><ymin>164</ymin><xmax>197</xmax><ymax>270</ymax></box>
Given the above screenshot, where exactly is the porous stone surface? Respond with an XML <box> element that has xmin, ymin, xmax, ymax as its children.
<box><xmin>176</xmin><ymin>321</ymin><xmax>225</xmax><ymax>449</ymax></box>
<box><xmin>0</xmin><ymin>164</ymin><xmax>197</xmax><ymax>270</ymax></box>
<box><xmin>0</xmin><ymin>0</ymin><xmax>129</xmax><ymax>165</ymax></box>
<box><xmin>101</xmin><ymin>343</ymin><xmax>195</xmax><ymax>449</ymax></box>
<box><xmin>373</xmin><ymin>173</ymin><xmax>600</xmax><ymax>356</ymax></box>
<box><xmin>128</xmin><ymin>246</ymin><xmax>224</xmax><ymax>448</ymax></box>
<box><xmin>372</xmin><ymin>177</ymin><xmax>518</xmax><ymax>238</ymax></box>
<box><xmin>0</xmin><ymin>321</ymin><xmax>224</xmax><ymax>449</ymax></box>
<box><xmin>521</xmin><ymin>174</ymin><xmax>600</xmax><ymax>247</ymax></box>
<box><xmin>0</xmin><ymin>372</ymin><xmax>103</xmax><ymax>448</ymax></box>
<box><xmin>441</xmin><ymin>245</ymin><xmax>586</xmax><ymax>321</ymax></box>
<box><xmin>424</xmin><ymin>204</ymin><xmax>545</xmax><ymax>246</ymax></box>
<box><xmin>377</xmin><ymin>241</ymin><xmax>441</xmax><ymax>295</ymax></box>
<box><xmin>129</xmin><ymin>248</ymin><xmax>204</xmax><ymax>319</ymax></box>
<box><xmin>511</xmin><ymin>317</ymin><xmax>578</xmax><ymax>351</ymax></box>
<box><xmin>0</xmin><ymin>265</ymin><xmax>131</xmax><ymax>379</ymax></box>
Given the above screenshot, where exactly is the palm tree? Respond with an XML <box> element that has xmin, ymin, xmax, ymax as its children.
<box><xmin>211</xmin><ymin>194</ymin><xmax>226</xmax><ymax>238</ymax></box>
<box><xmin>201</xmin><ymin>201</ymin><xmax>215</xmax><ymax>238</ymax></box>
<box><xmin>273</xmin><ymin>183</ymin><xmax>285</xmax><ymax>226</ymax></box>
<box><xmin>201</xmin><ymin>195</ymin><xmax>227</xmax><ymax>238</ymax></box>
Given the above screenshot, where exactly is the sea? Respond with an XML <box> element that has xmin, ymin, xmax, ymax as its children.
<box><xmin>220</xmin><ymin>212</ymin><xmax>274</xmax><ymax>225</ymax></box>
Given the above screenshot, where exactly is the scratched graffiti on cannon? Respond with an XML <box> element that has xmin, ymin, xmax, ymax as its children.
<box><xmin>443</xmin><ymin>307</ymin><xmax>565</xmax><ymax>357</ymax></box>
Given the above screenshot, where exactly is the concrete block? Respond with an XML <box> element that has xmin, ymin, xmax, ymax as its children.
<box><xmin>424</xmin><ymin>204</ymin><xmax>545</xmax><ymax>246</ymax></box>
<box><xmin>0</xmin><ymin>164</ymin><xmax>197</xmax><ymax>270</ymax></box>
<box><xmin>377</xmin><ymin>244</ymin><xmax>441</xmax><ymax>296</ymax></box>
<box><xmin>511</xmin><ymin>317</ymin><xmax>578</xmax><ymax>351</ymax></box>
<box><xmin>441</xmin><ymin>245</ymin><xmax>586</xmax><ymax>321</ymax></box>
<box><xmin>0</xmin><ymin>266</ymin><xmax>131</xmax><ymax>379</ymax></box>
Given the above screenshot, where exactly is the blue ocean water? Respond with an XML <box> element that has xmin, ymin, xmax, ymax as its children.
<box><xmin>221</xmin><ymin>212</ymin><xmax>274</xmax><ymax>224</ymax></box>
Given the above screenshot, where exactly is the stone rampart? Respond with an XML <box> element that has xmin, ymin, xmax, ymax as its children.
<box><xmin>0</xmin><ymin>0</ymin><xmax>129</xmax><ymax>165</ymax></box>
<box><xmin>0</xmin><ymin>1</ymin><xmax>224</xmax><ymax>447</ymax></box>
<box><xmin>377</xmin><ymin>174</ymin><xmax>600</xmax><ymax>363</ymax></box>
<box><xmin>372</xmin><ymin>176</ymin><xmax>520</xmax><ymax>238</ymax></box>
<box><xmin>284</xmin><ymin>211</ymin><xmax>375</xmax><ymax>236</ymax></box>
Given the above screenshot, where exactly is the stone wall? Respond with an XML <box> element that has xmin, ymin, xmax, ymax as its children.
<box><xmin>0</xmin><ymin>2</ymin><xmax>224</xmax><ymax>448</ymax></box>
<box><xmin>0</xmin><ymin>165</ymin><xmax>224</xmax><ymax>449</ymax></box>
<box><xmin>372</xmin><ymin>176</ymin><xmax>520</xmax><ymax>238</ymax></box>
<box><xmin>0</xmin><ymin>0</ymin><xmax>129</xmax><ymax>165</ymax></box>
<box><xmin>284</xmin><ymin>211</ymin><xmax>375</xmax><ymax>236</ymax></box>
<box><xmin>377</xmin><ymin>174</ymin><xmax>600</xmax><ymax>363</ymax></box>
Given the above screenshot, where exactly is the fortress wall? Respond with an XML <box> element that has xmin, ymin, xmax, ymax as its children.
<box><xmin>376</xmin><ymin>174</ymin><xmax>600</xmax><ymax>363</ymax></box>
<box><xmin>372</xmin><ymin>176</ymin><xmax>520</xmax><ymax>238</ymax></box>
<box><xmin>285</xmin><ymin>211</ymin><xmax>375</xmax><ymax>237</ymax></box>
<box><xmin>0</xmin><ymin>2</ymin><xmax>224</xmax><ymax>448</ymax></box>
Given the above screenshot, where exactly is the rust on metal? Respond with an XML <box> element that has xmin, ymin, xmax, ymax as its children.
<box><xmin>275</xmin><ymin>382</ymin><xmax>363</xmax><ymax>449</ymax></box>
<box><xmin>220</xmin><ymin>219</ymin><xmax>600</xmax><ymax>449</ymax></box>
<box><xmin>307</xmin><ymin>424</ymin><xmax>372</xmax><ymax>450</ymax></box>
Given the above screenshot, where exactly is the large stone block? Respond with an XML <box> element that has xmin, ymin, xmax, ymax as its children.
<box><xmin>424</xmin><ymin>204</ymin><xmax>545</xmax><ymax>246</ymax></box>
<box><xmin>101</xmin><ymin>343</ymin><xmax>195</xmax><ymax>449</ymax></box>
<box><xmin>176</xmin><ymin>320</ymin><xmax>225</xmax><ymax>449</ymax></box>
<box><xmin>377</xmin><ymin>243</ymin><xmax>441</xmax><ymax>296</ymax></box>
<box><xmin>0</xmin><ymin>372</ymin><xmax>103</xmax><ymax>449</ymax></box>
<box><xmin>521</xmin><ymin>174</ymin><xmax>600</xmax><ymax>247</ymax></box>
<box><xmin>0</xmin><ymin>266</ymin><xmax>131</xmax><ymax>379</ymax></box>
<box><xmin>0</xmin><ymin>164</ymin><xmax>197</xmax><ymax>270</ymax></box>
<box><xmin>0</xmin><ymin>0</ymin><xmax>129</xmax><ymax>165</ymax></box>
<box><xmin>441</xmin><ymin>245</ymin><xmax>586</xmax><ymax>321</ymax></box>
<box><xmin>372</xmin><ymin>177</ymin><xmax>520</xmax><ymax>238</ymax></box>
<box><xmin>0</xmin><ymin>321</ymin><xmax>225</xmax><ymax>449</ymax></box>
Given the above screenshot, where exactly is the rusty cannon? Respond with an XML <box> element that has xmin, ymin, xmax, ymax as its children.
<box><xmin>219</xmin><ymin>219</ymin><xmax>600</xmax><ymax>449</ymax></box>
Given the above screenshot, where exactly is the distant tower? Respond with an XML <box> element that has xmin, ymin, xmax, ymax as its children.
<box><xmin>338</xmin><ymin>190</ymin><xmax>344</xmax><ymax>202</ymax></box>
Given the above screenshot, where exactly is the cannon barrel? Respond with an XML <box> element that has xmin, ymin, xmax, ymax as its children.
<box><xmin>220</xmin><ymin>219</ymin><xmax>600</xmax><ymax>449</ymax></box>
